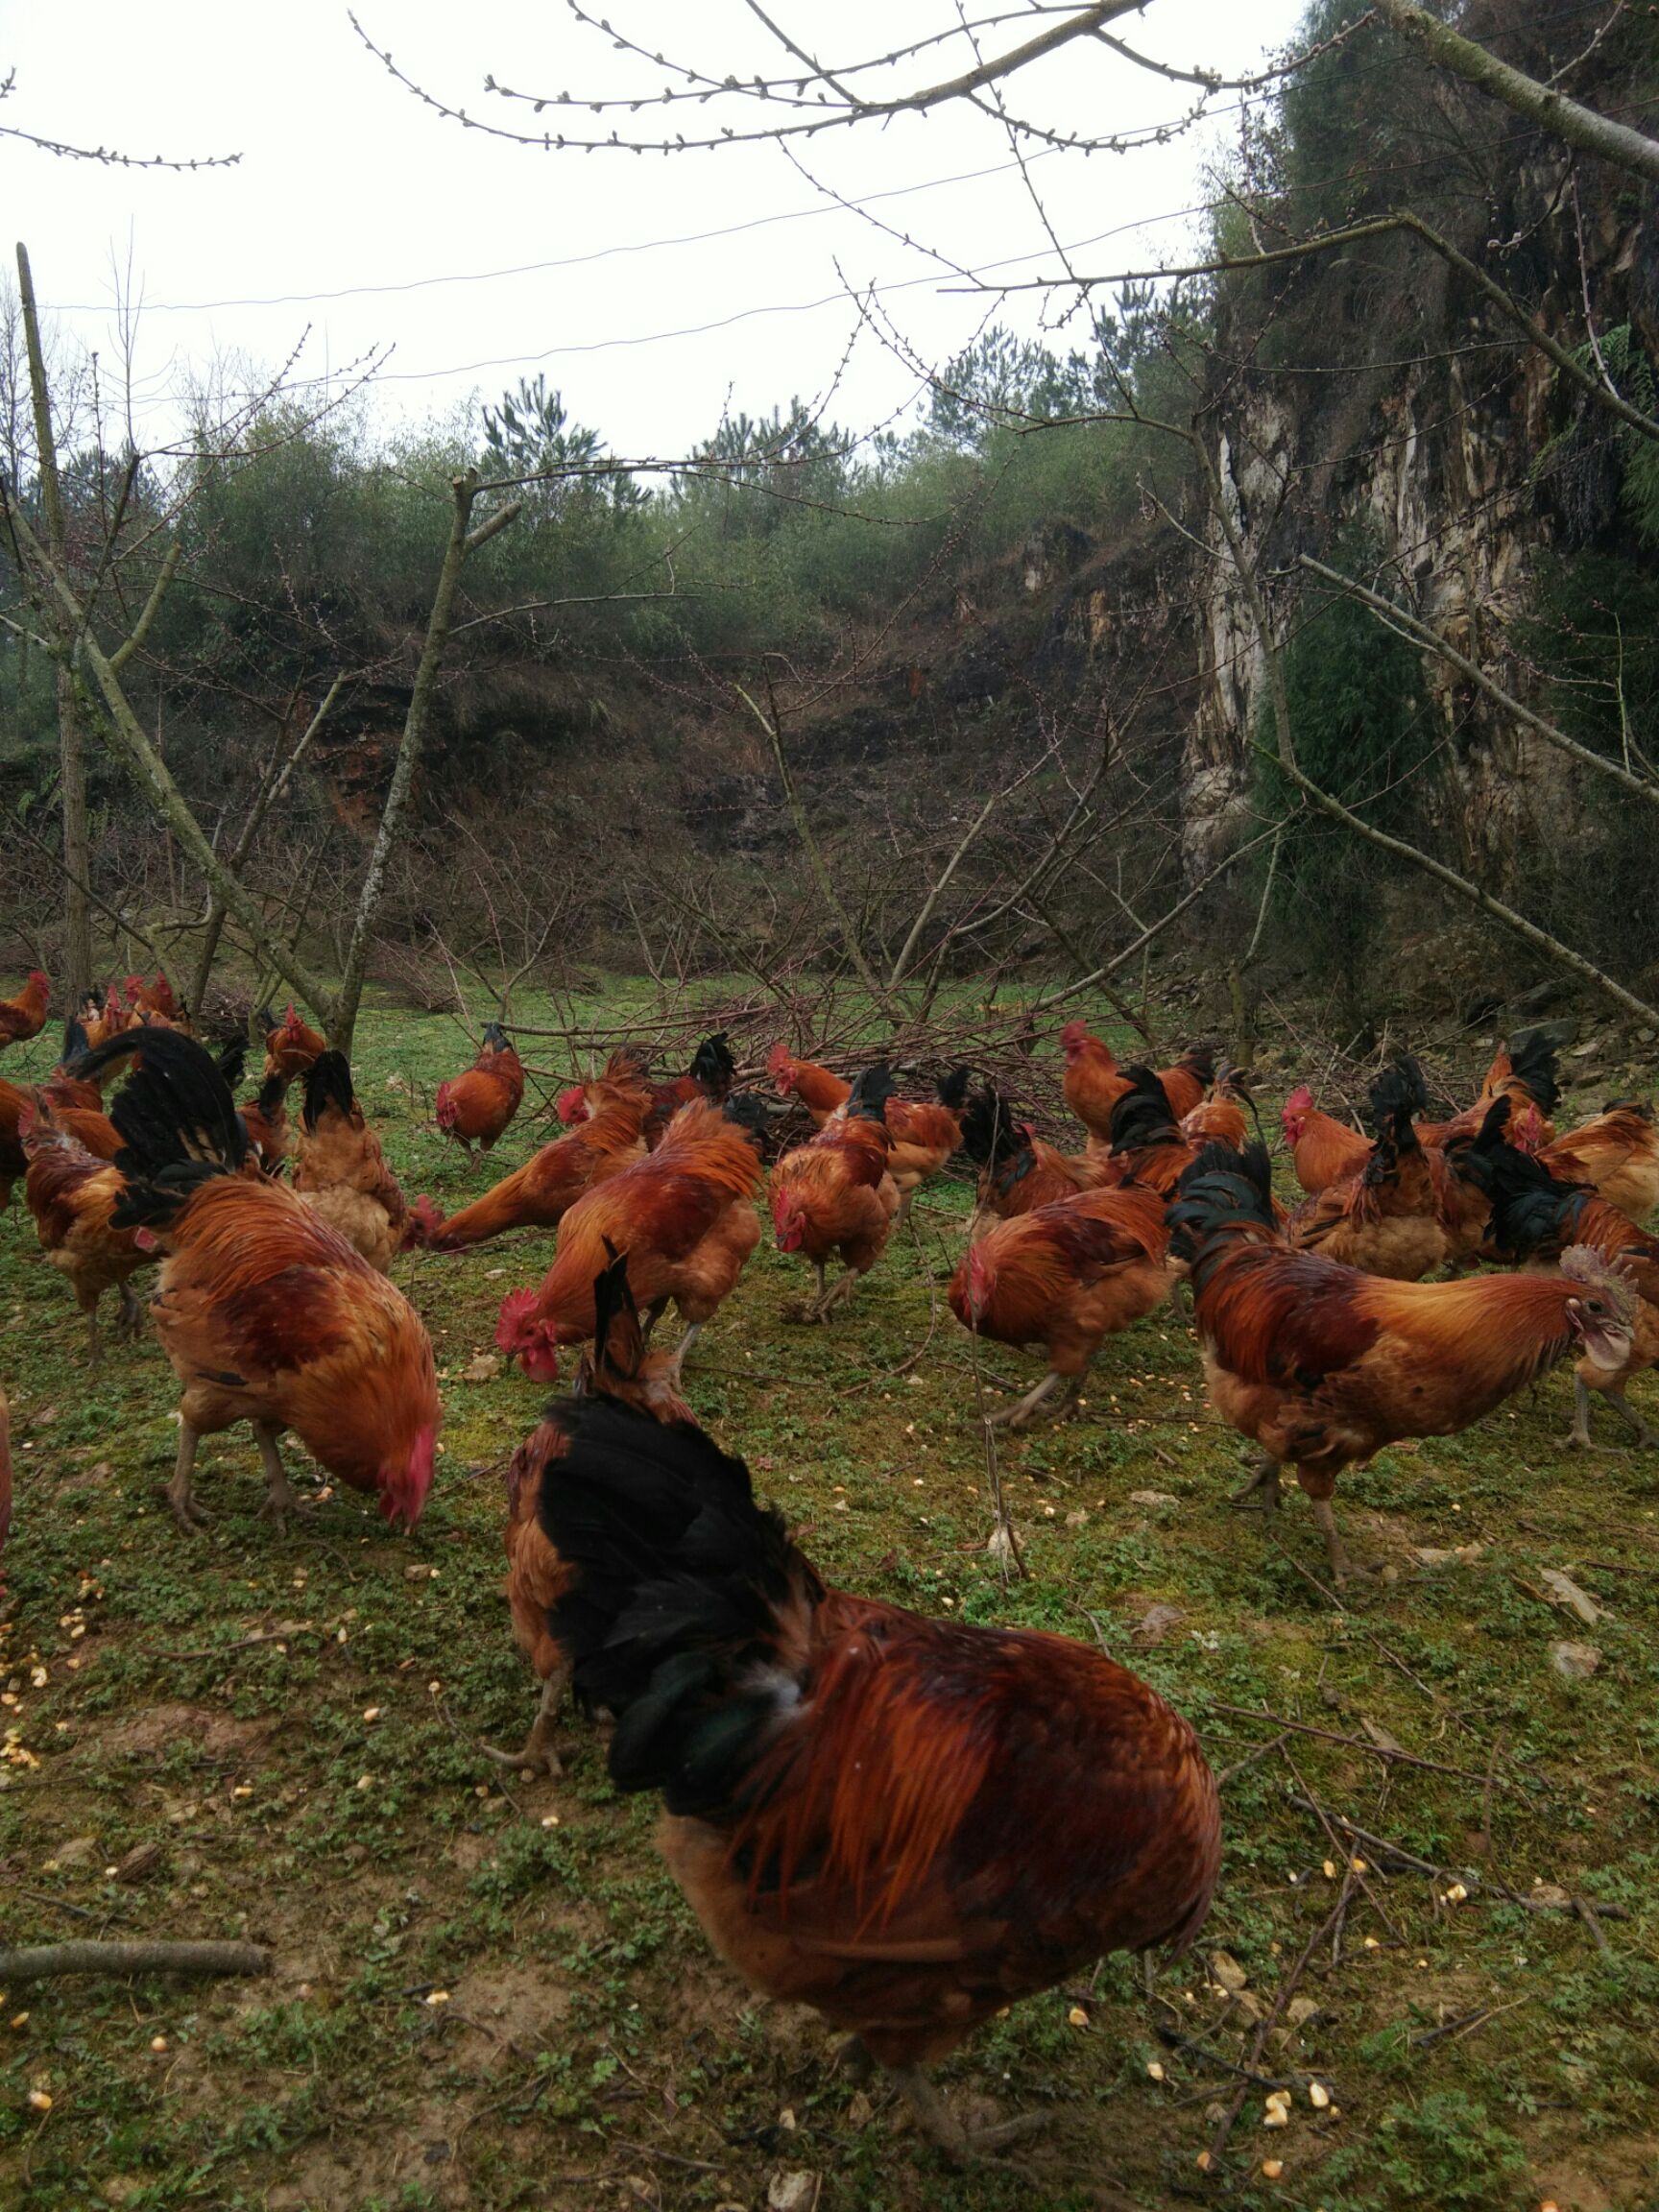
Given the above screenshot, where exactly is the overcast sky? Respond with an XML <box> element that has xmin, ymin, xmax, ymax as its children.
<box><xmin>8</xmin><ymin>0</ymin><xmax>1310</xmax><ymax>464</ymax></box>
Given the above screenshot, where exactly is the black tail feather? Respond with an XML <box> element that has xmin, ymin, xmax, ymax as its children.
<box><xmin>71</xmin><ymin>1027</ymin><xmax>247</xmax><ymax>1225</ymax></box>
<box><xmin>538</xmin><ymin>1396</ymin><xmax>816</xmax><ymax>1817</ymax></box>
<box><xmin>1110</xmin><ymin>1067</ymin><xmax>1180</xmax><ymax>1154</ymax></box>
<box><xmin>215</xmin><ymin>1040</ymin><xmax>247</xmax><ymax>1094</ymax></box>
<box><xmin>847</xmin><ymin>1063</ymin><xmax>898</xmax><ymax>1121</ymax></box>
<box><xmin>301</xmin><ymin>1049</ymin><xmax>356</xmax><ymax>1133</ymax></box>
<box><xmin>958</xmin><ymin>1082</ymin><xmax>1025</xmax><ymax>1168</ymax></box>
<box><xmin>936</xmin><ymin>1063</ymin><xmax>972</xmax><ymax>1112</ymax></box>
<box><xmin>1503</xmin><ymin>1027</ymin><xmax>1561</xmax><ymax>1117</ymax></box>
<box><xmin>1166</xmin><ymin>1140</ymin><xmax>1277</xmax><ymax>1264</ymax></box>
<box><xmin>689</xmin><ymin>1032</ymin><xmax>736</xmax><ymax>1092</ymax></box>
<box><xmin>1482</xmin><ymin>1140</ymin><xmax>1587</xmax><ymax>1261</ymax></box>
<box><xmin>722</xmin><ymin>1091</ymin><xmax>772</xmax><ymax>1151</ymax></box>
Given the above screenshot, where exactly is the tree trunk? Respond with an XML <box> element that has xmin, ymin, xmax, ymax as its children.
<box><xmin>330</xmin><ymin>473</ymin><xmax>519</xmax><ymax>1056</ymax></box>
<box><xmin>17</xmin><ymin>242</ymin><xmax>92</xmax><ymax>1002</ymax></box>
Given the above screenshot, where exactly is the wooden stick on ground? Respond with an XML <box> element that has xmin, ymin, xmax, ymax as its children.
<box><xmin>0</xmin><ymin>1940</ymin><xmax>271</xmax><ymax>1982</ymax></box>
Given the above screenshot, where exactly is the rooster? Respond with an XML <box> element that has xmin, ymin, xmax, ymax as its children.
<box><xmin>1058</xmin><ymin>1022</ymin><xmax>1214</xmax><ymax>1140</ymax></box>
<box><xmin>21</xmin><ymin>1104</ymin><xmax>149</xmax><ymax>1361</ymax></box>
<box><xmin>949</xmin><ymin>1179</ymin><xmax>1174</xmax><ymax>1428</ymax></box>
<box><xmin>768</xmin><ymin>1047</ymin><xmax>968</xmax><ymax>1217</ymax></box>
<box><xmin>79</xmin><ymin>1028</ymin><xmax>440</xmax><ymax>1532</ymax></box>
<box><xmin>292</xmin><ymin>1050</ymin><xmax>411</xmax><ymax>1272</ymax></box>
<box><xmin>770</xmin><ymin>1067</ymin><xmax>900</xmax><ymax>1320</ymax></box>
<box><xmin>238</xmin><ymin>1069</ymin><xmax>295</xmax><ymax>1174</ymax></box>
<box><xmin>1537</xmin><ymin>1102</ymin><xmax>1659</xmax><ymax>1222</ymax></box>
<box><xmin>1484</xmin><ymin>1143</ymin><xmax>1659</xmax><ymax>1450</ymax></box>
<box><xmin>436</xmin><ymin>1022</ymin><xmax>526</xmax><ymax>1156</ymax></box>
<box><xmin>496</xmin><ymin>1098</ymin><xmax>762</xmax><ymax>1382</ymax></box>
<box><xmin>559</xmin><ymin>1034</ymin><xmax>735</xmax><ymax>1148</ymax></box>
<box><xmin>535</xmin><ymin>1392</ymin><xmax>1221</xmax><ymax>2161</ymax></box>
<box><xmin>1281</xmin><ymin>1085</ymin><xmax>1372</xmax><ymax>1194</ymax></box>
<box><xmin>1169</xmin><ymin>1143</ymin><xmax>1639</xmax><ymax>1579</ymax></box>
<box><xmin>957</xmin><ymin>1083</ymin><xmax>1112</xmax><ymax>1228</ymax></box>
<box><xmin>258</xmin><ymin>1003</ymin><xmax>326</xmax><ymax>1082</ymax></box>
<box><xmin>1287</xmin><ymin>1064</ymin><xmax>1451</xmax><ymax>1282</ymax></box>
<box><xmin>0</xmin><ymin>971</ymin><xmax>51</xmax><ymax>1052</ymax></box>
<box><xmin>1180</xmin><ymin>1062</ymin><xmax>1255</xmax><ymax>1151</ymax></box>
<box><xmin>413</xmin><ymin>1056</ymin><xmax>650</xmax><ymax>1252</ymax></box>
<box><xmin>1420</xmin><ymin>1027</ymin><xmax>1559</xmax><ymax>1149</ymax></box>
<box><xmin>125</xmin><ymin>972</ymin><xmax>181</xmax><ymax>1026</ymax></box>
<box><xmin>484</xmin><ymin>1252</ymin><xmax>690</xmax><ymax>1777</ymax></box>
<box><xmin>1092</xmin><ymin>1069</ymin><xmax>1213</xmax><ymax>1196</ymax></box>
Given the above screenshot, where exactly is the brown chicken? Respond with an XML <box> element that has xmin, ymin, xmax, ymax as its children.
<box><xmin>0</xmin><ymin>971</ymin><xmax>51</xmax><ymax>1052</ymax></box>
<box><xmin>1089</xmin><ymin>1070</ymin><xmax>1214</xmax><ymax>1196</ymax></box>
<box><xmin>559</xmin><ymin>1034</ymin><xmax>735</xmax><ymax>1148</ymax></box>
<box><xmin>1170</xmin><ymin>1143</ymin><xmax>1639</xmax><ymax>1579</ymax></box>
<box><xmin>1181</xmin><ymin>1063</ymin><xmax>1254</xmax><ymax>1152</ymax></box>
<box><xmin>21</xmin><ymin>1105</ymin><xmax>149</xmax><ymax>1360</ymax></box>
<box><xmin>957</xmin><ymin>1083</ymin><xmax>1113</xmax><ymax>1228</ymax></box>
<box><xmin>1485</xmin><ymin>1142</ymin><xmax>1659</xmax><ymax>1450</ymax></box>
<box><xmin>80</xmin><ymin>1028</ymin><xmax>441</xmax><ymax>1532</ymax></box>
<box><xmin>768</xmin><ymin>1047</ymin><xmax>968</xmax><ymax>1217</ymax></box>
<box><xmin>496</xmin><ymin>1099</ymin><xmax>763</xmax><ymax>1382</ymax></box>
<box><xmin>1419</xmin><ymin>1028</ymin><xmax>1559</xmax><ymax>1150</ymax></box>
<box><xmin>1059</xmin><ymin>1022</ymin><xmax>1215</xmax><ymax>1140</ymax></box>
<box><xmin>292</xmin><ymin>1051</ymin><xmax>410</xmax><ymax>1272</ymax></box>
<box><xmin>1537</xmin><ymin>1103</ymin><xmax>1659</xmax><ymax>1222</ymax></box>
<box><xmin>769</xmin><ymin>1069</ymin><xmax>901</xmax><ymax>1320</ymax></box>
<box><xmin>949</xmin><ymin>1180</ymin><xmax>1175</xmax><ymax>1428</ymax></box>
<box><xmin>124</xmin><ymin>972</ymin><xmax>182</xmax><ymax>1026</ymax></box>
<box><xmin>259</xmin><ymin>1002</ymin><xmax>326</xmax><ymax>1082</ymax></box>
<box><xmin>1281</xmin><ymin>1085</ymin><xmax>1374</xmax><ymax>1195</ymax></box>
<box><xmin>437</xmin><ymin>1022</ymin><xmax>526</xmax><ymax>1156</ymax></box>
<box><xmin>536</xmin><ymin>1394</ymin><xmax>1221</xmax><ymax>2160</ymax></box>
<box><xmin>413</xmin><ymin>1055</ymin><xmax>651</xmax><ymax>1252</ymax></box>
<box><xmin>239</xmin><ymin>1070</ymin><xmax>295</xmax><ymax>1173</ymax></box>
<box><xmin>1287</xmin><ymin>1067</ymin><xmax>1451</xmax><ymax>1282</ymax></box>
<box><xmin>485</xmin><ymin>1254</ymin><xmax>690</xmax><ymax>1777</ymax></box>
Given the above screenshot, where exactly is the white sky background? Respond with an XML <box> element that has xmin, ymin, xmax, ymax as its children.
<box><xmin>7</xmin><ymin>0</ymin><xmax>1310</xmax><ymax>465</ymax></box>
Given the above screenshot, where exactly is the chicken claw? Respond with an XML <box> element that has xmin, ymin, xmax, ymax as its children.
<box><xmin>886</xmin><ymin>2063</ymin><xmax>1047</xmax><ymax>2164</ymax></box>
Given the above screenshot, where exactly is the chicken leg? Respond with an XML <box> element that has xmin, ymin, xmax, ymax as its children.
<box><xmin>884</xmin><ymin>2062</ymin><xmax>1046</xmax><ymax>2163</ymax></box>
<box><xmin>984</xmin><ymin>1369</ymin><xmax>1080</xmax><ymax>1430</ymax></box>
<box><xmin>168</xmin><ymin>1422</ymin><xmax>212</xmax><ymax>1533</ymax></box>
<box><xmin>481</xmin><ymin>1665</ymin><xmax>569</xmax><ymax>1778</ymax></box>
<box><xmin>1230</xmin><ymin>1455</ymin><xmax>1282</xmax><ymax>1512</ymax></box>
<box><xmin>1563</xmin><ymin>1377</ymin><xmax>1659</xmax><ymax>1452</ymax></box>
<box><xmin>253</xmin><ymin>1421</ymin><xmax>311</xmax><ymax>1531</ymax></box>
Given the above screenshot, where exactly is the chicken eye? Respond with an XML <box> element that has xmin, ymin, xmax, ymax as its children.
<box><xmin>1586</xmin><ymin>1298</ymin><xmax>1605</xmax><ymax>1315</ymax></box>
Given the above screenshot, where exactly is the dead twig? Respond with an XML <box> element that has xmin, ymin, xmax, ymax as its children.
<box><xmin>0</xmin><ymin>1940</ymin><xmax>271</xmax><ymax>1981</ymax></box>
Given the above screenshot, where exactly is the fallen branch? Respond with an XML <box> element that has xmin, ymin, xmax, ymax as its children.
<box><xmin>1208</xmin><ymin>1701</ymin><xmax>1508</xmax><ymax>1786</ymax></box>
<box><xmin>0</xmin><ymin>1940</ymin><xmax>271</xmax><ymax>1982</ymax></box>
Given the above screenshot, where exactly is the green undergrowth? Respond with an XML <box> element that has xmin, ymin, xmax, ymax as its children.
<box><xmin>2</xmin><ymin>986</ymin><xmax>1657</xmax><ymax>2210</ymax></box>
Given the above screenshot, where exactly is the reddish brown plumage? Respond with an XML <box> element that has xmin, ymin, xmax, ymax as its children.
<box><xmin>1538</xmin><ymin>1105</ymin><xmax>1659</xmax><ymax>1221</ymax></box>
<box><xmin>148</xmin><ymin>1175</ymin><xmax>440</xmax><ymax>1527</ymax></box>
<box><xmin>417</xmin><ymin>1064</ymin><xmax>650</xmax><ymax>1251</ymax></box>
<box><xmin>496</xmin><ymin>1100</ymin><xmax>762</xmax><ymax>1381</ymax></box>
<box><xmin>1280</xmin><ymin>1086</ymin><xmax>1372</xmax><ymax>1194</ymax></box>
<box><xmin>1287</xmin><ymin>1114</ymin><xmax>1450</xmax><ymax>1281</ymax></box>
<box><xmin>0</xmin><ymin>971</ymin><xmax>51</xmax><ymax>1051</ymax></box>
<box><xmin>767</xmin><ymin>1048</ymin><xmax>963</xmax><ymax>1196</ymax></box>
<box><xmin>292</xmin><ymin>1057</ymin><xmax>410</xmax><ymax>1272</ymax></box>
<box><xmin>974</xmin><ymin>1128</ymin><xmax>1113</xmax><ymax>1226</ymax></box>
<box><xmin>435</xmin><ymin>1027</ymin><xmax>526</xmax><ymax>1154</ymax></box>
<box><xmin>21</xmin><ymin>1109</ymin><xmax>149</xmax><ymax>1353</ymax></box>
<box><xmin>770</xmin><ymin>1110</ymin><xmax>900</xmax><ymax>1310</ymax></box>
<box><xmin>262</xmin><ymin>1004</ymin><xmax>325</xmax><ymax>1081</ymax></box>
<box><xmin>949</xmin><ymin>1181</ymin><xmax>1174</xmax><ymax>1390</ymax></box>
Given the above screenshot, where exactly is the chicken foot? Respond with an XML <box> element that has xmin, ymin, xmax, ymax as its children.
<box><xmin>1563</xmin><ymin>1377</ymin><xmax>1659</xmax><ymax>1453</ymax></box>
<box><xmin>253</xmin><ymin>1422</ymin><xmax>313</xmax><ymax>1532</ymax></box>
<box><xmin>671</xmin><ymin>1322</ymin><xmax>704</xmax><ymax>1376</ymax></box>
<box><xmin>480</xmin><ymin>1667</ymin><xmax>569</xmax><ymax>1779</ymax></box>
<box><xmin>116</xmin><ymin>1281</ymin><xmax>144</xmax><ymax>1341</ymax></box>
<box><xmin>802</xmin><ymin>1263</ymin><xmax>859</xmax><ymax>1323</ymax></box>
<box><xmin>1229</xmin><ymin>1455</ymin><xmax>1282</xmax><ymax>1512</ymax></box>
<box><xmin>984</xmin><ymin>1369</ymin><xmax>1081</xmax><ymax>1431</ymax></box>
<box><xmin>884</xmin><ymin>2061</ymin><xmax>1046</xmax><ymax>2163</ymax></box>
<box><xmin>168</xmin><ymin>1423</ymin><xmax>213</xmax><ymax>1534</ymax></box>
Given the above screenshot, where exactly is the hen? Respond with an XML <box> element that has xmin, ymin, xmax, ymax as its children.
<box><xmin>1287</xmin><ymin>1065</ymin><xmax>1451</xmax><ymax>1282</ymax></box>
<box><xmin>0</xmin><ymin>971</ymin><xmax>51</xmax><ymax>1052</ymax></box>
<box><xmin>770</xmin><ymin>1067</ymin><xmax>901</xmax><ymax>1320</ymax></box>
<box><xmin>1059</xmin><ymin>1022</ymin><xmax>1214</xmax><ymax>1140</ymax></box>
<box><xmin>957</xmin><ymin>1083</ymin><xmax>1112</xmax><ymax>1227</ymax></box>
<box><xmin>536</xmin><ymin>1394</ymin><xmax>1220</xmax><ymax>2160</ymax></box>
<box><xmin>1180</xmin><ymin>1062</ymin><xmax>1255</xmax><ymax>1151</ymax></box>
<box><xmin>292</xmin><ymin>1050</ymin><xmax>411</xmax><ymax>1272</ymax></box>
<box><xmin>949</xmin><ymin>1179</ymin><xmax>1174</xmax><ymax>1427</ymax></box>
<box><xmin>1484</xmin><ymin>1143</ymin><xmax>1659</xmax><ymax>1450</ymax></box>
<box><xmin>437</xmin><ymin>1022</ymin><xmax>526</xmax><ymax>1156</ymax></box>
<box><xmin>125</xmin><ymin>972</ymin><xmax>181</xmax><ymax>1026</ymax></box>
<box><xmin>1419</xmin><ymin>1027</ymin><xmax>1559</xmax><ymax>1150</ymax></box>
<box><xmin>485</xmin><ymin>1252</ymin><xmax>689</xmax><ymax>1776</ymax></box>
<box><xmin>413</xmin><ymin>1054</ymin><xmax>650</xmax><ymax>1252</ymax></box>
<box><xmin>80</xmin><ymin>1027</ymin><xmax>440</xmax><ymax>1532</ymax></box>
<box><xmin>1281</xmin><ymin>1085</ymin><xmax>1374</xmax><ymax>1195</ymax></box>
<box><xmin>560</xmin><ymin>1034</ymin><xmax>735</xmax><ymax>1148</ymax></box>
<box><xmin>1170</xmin><ymin>1143</ymin><xmax>1638</xmax><ymax>1578</ymax></box>
<box><xmin>1537</xmin><ymin>1102</ymin><xmax>1659</xmax><ymax>1222</ymax></box>
<box><xmin>21</xmin><ymin>1105</ymin><xmax>148</xmax><ymax>1360</ymax></box>
<box><xmin>496</xmin><ymin>1098</ymin><xmax>762</xmax><ymax>1382</ymax></box>
<box><xmin>768</xmin><ymin>1047</ymin><xmax>968</xmax><ymax>1217</ymax></box>
<box><xmin>259</xmin><ymin>1002</ymin><xmax>326</xmax><ymax>1082</ymax></box>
